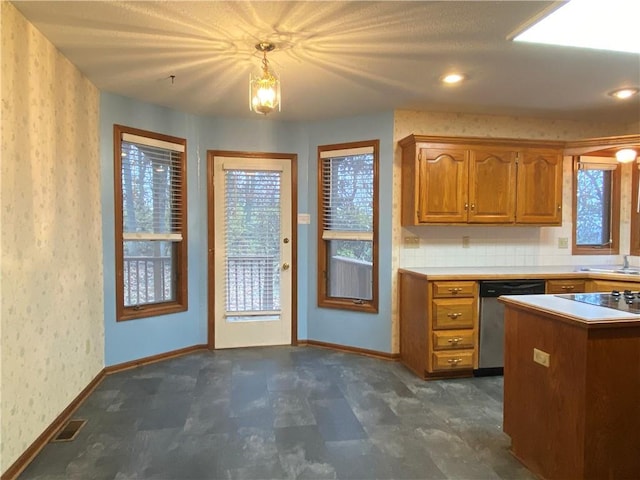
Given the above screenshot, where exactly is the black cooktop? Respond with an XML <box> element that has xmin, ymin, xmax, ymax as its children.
<box><xmin>556</xmin><ymin>291</ymin><xmax>640</xmax><ymax>314</ymax></box>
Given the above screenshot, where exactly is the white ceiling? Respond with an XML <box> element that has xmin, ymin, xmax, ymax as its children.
<box><xmin>11</xmin><ymin>1</ymin><xmax>640</xmax><ymax>124</ymax></box>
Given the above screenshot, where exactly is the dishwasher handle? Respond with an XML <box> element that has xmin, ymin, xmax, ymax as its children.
<box><xmin>479</xmin><ymin>280</ymin><xmax>546</xmax><ymax>297</ymax></box>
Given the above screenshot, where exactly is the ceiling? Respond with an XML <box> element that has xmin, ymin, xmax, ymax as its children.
<box><xmin>11</xmin><ymin>1</ymin><xmax>640</xmax><ymax>123</ymax></box>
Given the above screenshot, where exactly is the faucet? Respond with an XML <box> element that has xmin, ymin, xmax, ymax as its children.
<box><xmin>623</xmin><ymin>254</ymin><xmax>630</xmax><ymax>269</ymax></box>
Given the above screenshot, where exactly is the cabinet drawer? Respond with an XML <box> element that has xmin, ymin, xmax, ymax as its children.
<box><xmin>432</xmin><ymin>351</ymin><xmax>474</xmax><ymax>371</ymax></box>
<box><xmin>432</xmin><ymin>281</ymin><xmax>476</xmax><ymax>297</ymax></box>
<box><xmin>432</xmin><ymin>298</ymin><xmax>476</xmax><ymax>329</ymax></box>
<box><xmin>432</xmin><ymin>330</ymin><xmax>474</xmax><ymax>350</ymax></box>
<box><xmin>546</xmin><ymin>280</ymin><xmax>586</xmax><ymax>294</ymax></box>
<box><xmin>588</xmin><ymin>280</ymin><xmax>640</xmax><ymax>293</ymax></box>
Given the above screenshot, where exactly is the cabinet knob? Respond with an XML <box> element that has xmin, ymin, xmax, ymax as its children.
<box><xmin>470</xmin><ymin>203</ymin><xmax>475</xmax><ymax>211</ymax></box>
<box><xmin>557</xmin><ymin>204</ymin><xmax>562</xmax><ymax>211</ymax></box>
<box><xmin>464</xmin><ymin>203</ymin><xmax>469</xmax><ymax>210</ymax></box>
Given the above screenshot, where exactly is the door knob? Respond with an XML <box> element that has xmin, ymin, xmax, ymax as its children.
<box><xmin>282</xmin><ymin>263</ymin><xmax>290</xmax><ymax>270</ymax></box>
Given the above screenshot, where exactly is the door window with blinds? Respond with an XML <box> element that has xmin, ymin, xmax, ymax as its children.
<box><xmin>114</xmin><ymin>125</ymin><xmax>188</xmax><ymax>321</ymax></box>
<box><xmin>573</xmin><ymin>156</ymin><xmax>620</xmax><ymax>255</ymax></box>
<box><xmin>224</xmin><ymin>168</ymin><xmax>282</xmax><ymax>320</ymax></box>
<box><xmin>317</xmin><ymin>140</ymin><xmax>379</xmax><ymax>312</ymax></box>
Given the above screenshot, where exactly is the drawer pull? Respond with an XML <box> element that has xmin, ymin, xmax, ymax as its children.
<box><xmin>447</xmin><ymin>287</ymin><xmax>462</xmax><ymax>294</ymax></box>
<box><xmin>447</xmin><ymin>337</ymin><xmax>462</xmax><ymax>345</ymax></box>
<box><xmin>447</xmin><ymin>358</ymin><xmax>462</xmax><ymax>366</ymax></box>
<box><xmin>561</xmin><ymin>285</ymin><xmax>575</xmax><ymax>290</ymax></box>
<box><xmin>447</xmin><ymin>312</ymin><xmax>462</xmax><ymax>319</ymax></box>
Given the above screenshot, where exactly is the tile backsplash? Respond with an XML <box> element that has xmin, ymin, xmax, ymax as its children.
<box><xmin>400</xmin><ymin>224</ymin><xmax>622</xmax><ymax>268</ymax></box>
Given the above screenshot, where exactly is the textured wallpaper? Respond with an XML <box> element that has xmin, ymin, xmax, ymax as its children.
<box><xmin>1</xmin><ymin>2</ymin><xmax>104</xmax><ymax>472</ymax></box>
<box><xmin>389</xmin><ymin>110</ymin><xmax>636</xmax><ymax>352</ymax></box>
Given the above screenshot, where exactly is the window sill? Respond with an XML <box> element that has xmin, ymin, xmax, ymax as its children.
<box><xmin>117</xmin><ymin>302</ymin><xmax>188</xmax><ymax>322</ymax></box>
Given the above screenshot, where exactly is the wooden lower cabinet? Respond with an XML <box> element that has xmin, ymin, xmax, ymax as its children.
<box><xmin>399</xmin><ymin>272</ymin><xmax>478</xmax><ymax>379</ymax></box>
<box><xmin>503</xmin><ymin>301</ymin><xmax>640</xmax><ymax>479</ymax></box>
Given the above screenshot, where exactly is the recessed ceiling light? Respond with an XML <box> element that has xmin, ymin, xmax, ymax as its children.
<box><xmin>609</xmin><ymin>87</ymin><xmax>639</xmax><ymax>100</ymax></box>
<box><xmin>441</xmin><ymin>73</ymin><xmax>465</xmax><ymax>85</ymax></box>
<box><xmin>512</xmin><ymin>0</ymin><xmax>640</xmax><ymax>54</ymax></box>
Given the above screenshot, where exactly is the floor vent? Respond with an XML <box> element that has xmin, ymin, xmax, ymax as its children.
<box><xmin>51</xmin><ymin>419</ymin><xmax>87</xmax><ymax>442</ymax></box>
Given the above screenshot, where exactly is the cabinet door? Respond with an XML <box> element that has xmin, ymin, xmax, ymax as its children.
<box><xmin>418</xmin><ymin>147</ymin><xmax>468</xmax><ymax>223</ymax></box>
<box><xmin>468</xmin><ymin>147</ymin><xmax>517</xmax><ymax>223</ymax></box>
<box><xmin>516</xmin><ymin>149</ymin><xmax>563</xmax><ymax>224</ymax></box>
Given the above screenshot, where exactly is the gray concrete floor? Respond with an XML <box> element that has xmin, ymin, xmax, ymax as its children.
<box><xmin>18</xmin><ymin>346</ymin><xmax>535</xmax><ymax>480</ymax></box>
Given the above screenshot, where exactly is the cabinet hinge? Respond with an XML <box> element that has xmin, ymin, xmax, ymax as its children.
<box><xmin>418</xmin><ymin>152</ymin><xmax>422</xmax><ymax>161</ymax></box>
<box><xmin>515</xmin><ymin>152</ymin><xmax>520</xmax><ymax>164</ymax></box>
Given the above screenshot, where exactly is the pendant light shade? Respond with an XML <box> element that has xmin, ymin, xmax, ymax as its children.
<box><xmin>250</xmin><ymin>42</ymin><xmax>281</xmax><ymax>115</ymax></box>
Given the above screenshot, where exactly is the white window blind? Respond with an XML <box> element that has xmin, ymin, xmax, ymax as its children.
<box><xmin>578</xmin><ymin>155</ymin><xmax>619</xmax><ymax>171</ymax></box>
<box><xmin>321</xmin><ymin>146</ymin><xmax>374</xmax><ymax>241</ymax></box>
<box><xmin>116</xmin><ymin>126</ymin><xmax>187</xmax><ymax>313</ymax></box>
<box><xmin>121</xmin><ymin>139</ymin><xmax>183</xmax><ymax>241</ymax></box>
<box><xmin>320</xmin><ymin>145</ymin><xmax>375</xmax><ymax>302</ymax></box>
<box><xmin>224</xmin><ymin>169</ymin><xmax>281</xmax><ymax>314</ymax></box>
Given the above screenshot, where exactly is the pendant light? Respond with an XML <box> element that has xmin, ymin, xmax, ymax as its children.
<box><xmin>249</xmin><ymin>42</ymin><xmax>281</xmax><ymax>115</ymax></box>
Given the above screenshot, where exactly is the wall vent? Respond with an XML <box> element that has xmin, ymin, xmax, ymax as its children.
<box><xmin>51</xmin><ymin>419</ymin><xmax>86</xmax><ymax>442</ymax></box>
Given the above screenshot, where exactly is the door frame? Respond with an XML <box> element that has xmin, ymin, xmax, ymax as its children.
<box><xmin>206</xmin><ymin>150</ymin><xmax>298</xmax><ymax>349</ymax></box>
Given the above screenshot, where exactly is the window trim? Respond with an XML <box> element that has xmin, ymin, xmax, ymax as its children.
<box><xmin>631</xmin><ymin>165</ymin><xmax>640</xmax><ymax>256</ymax></box>
<box><xmin>114</xmin><ymin>124</ymin><xmax>188</xmax><ymax>321</ymax></box>
<box><xmin>571</xmin><ymin>155</ymin><xmax>620</xmax><ymax>255</ymax></box>
<box><xmin>317</xmin><ymin>139</ymin><xmax>379</xmax><ymax>313</ymax></box>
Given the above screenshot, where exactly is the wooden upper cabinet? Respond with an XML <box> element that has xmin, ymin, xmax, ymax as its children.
<box><xmin>516</xmin><ymin>148</ymin><xmax>563</xmax><ymax>225</ymax></box>
<box><xmin>400</xmin><ymin>135</ymin><xmax>564</xmax><ymax>226</ymax></box>
<box><xmin>417</xmin><ymin>147</ymin><xmax>468</xmax><ymax>223</ymax></box>
<box><xmin>468</xmin><ymin>147</ymin><xmax>517</xmax><ymax>223</ymax></box>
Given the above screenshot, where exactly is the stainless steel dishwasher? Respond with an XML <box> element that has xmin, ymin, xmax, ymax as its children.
<box><xmin>477</xmin><ymin>280</ymin><xmax>546</xmax><ymax>376</ymax></box>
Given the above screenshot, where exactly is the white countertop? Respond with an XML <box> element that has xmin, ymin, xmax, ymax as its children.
<box><xmin>398</xmin><ymin>265</ymin><xmax>640</xmax><ymax>280</ymax></box>
<box><xmin>500</xmin><ymin>294</ymin><xmax>640</xmax><ymax>325</ymax></box>
<box><xmin>399</xmin><ymin>265</ymin><xmax>580</xmax><ymax>276</ymax></box>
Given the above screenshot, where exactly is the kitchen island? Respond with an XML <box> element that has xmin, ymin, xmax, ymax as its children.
<box><xmin>500</xmin><ymin>294</ymin><xmax>640</xmax><ymax>480</ymax></box>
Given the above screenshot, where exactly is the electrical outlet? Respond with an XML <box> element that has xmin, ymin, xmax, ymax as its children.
<box><xmin>533</xmin><ymin>348</ymin><xmax>550</xmax><ymax>367</ymax></box>
<box><xmin>558</xmin><ymin>237</ymin><xmax>569</xmax><ymax>249</ymax></box>
<box><xmin>462</xmin><ymin>236</ymin><xmax>470</xmax><ymax>248</ymax></box>
<box><xmin>404</xmin><ymin>236</ymin><xmax>420</xmax><ymax>248</ymax></box>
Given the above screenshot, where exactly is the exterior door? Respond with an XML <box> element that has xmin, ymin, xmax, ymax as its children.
<box><xmin>208</xmin><ymin>152</ymin><xmax>296</xmax><ymax>348</ymax></box>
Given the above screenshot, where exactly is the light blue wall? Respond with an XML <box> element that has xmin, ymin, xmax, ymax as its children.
<box><xmin>101</xmin><ymin>93</ymin><xmax>206</xmax><ymax>365</ymax></box>
<box><xmin>306</xmin><ymin>112</ymin><xmax>396</xmax><ymax>353</ymax></box>
<box><xmin>101</xmin><ymin>93</ymin><xmax>311</xmax><ymax>364</ymax></box>
<box><xmin>101</xmin><ymin>91</ymin><xmax>393</xmax><ymax>364</ymax></box>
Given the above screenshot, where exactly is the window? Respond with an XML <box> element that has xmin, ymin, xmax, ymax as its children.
<box><xmin>317</xmin><ymin>140</ymin><xmax>379</xmax><ymax>312</ymax></box>
<box><xmin>114</xmin><ymin>125</ymin><xmax>188</xmax><ymax>321</ymax></box>
<box><xmin>572</xmin><ymin>156</ymin><xmax>620</xmax><ymax>255</ymax></box>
